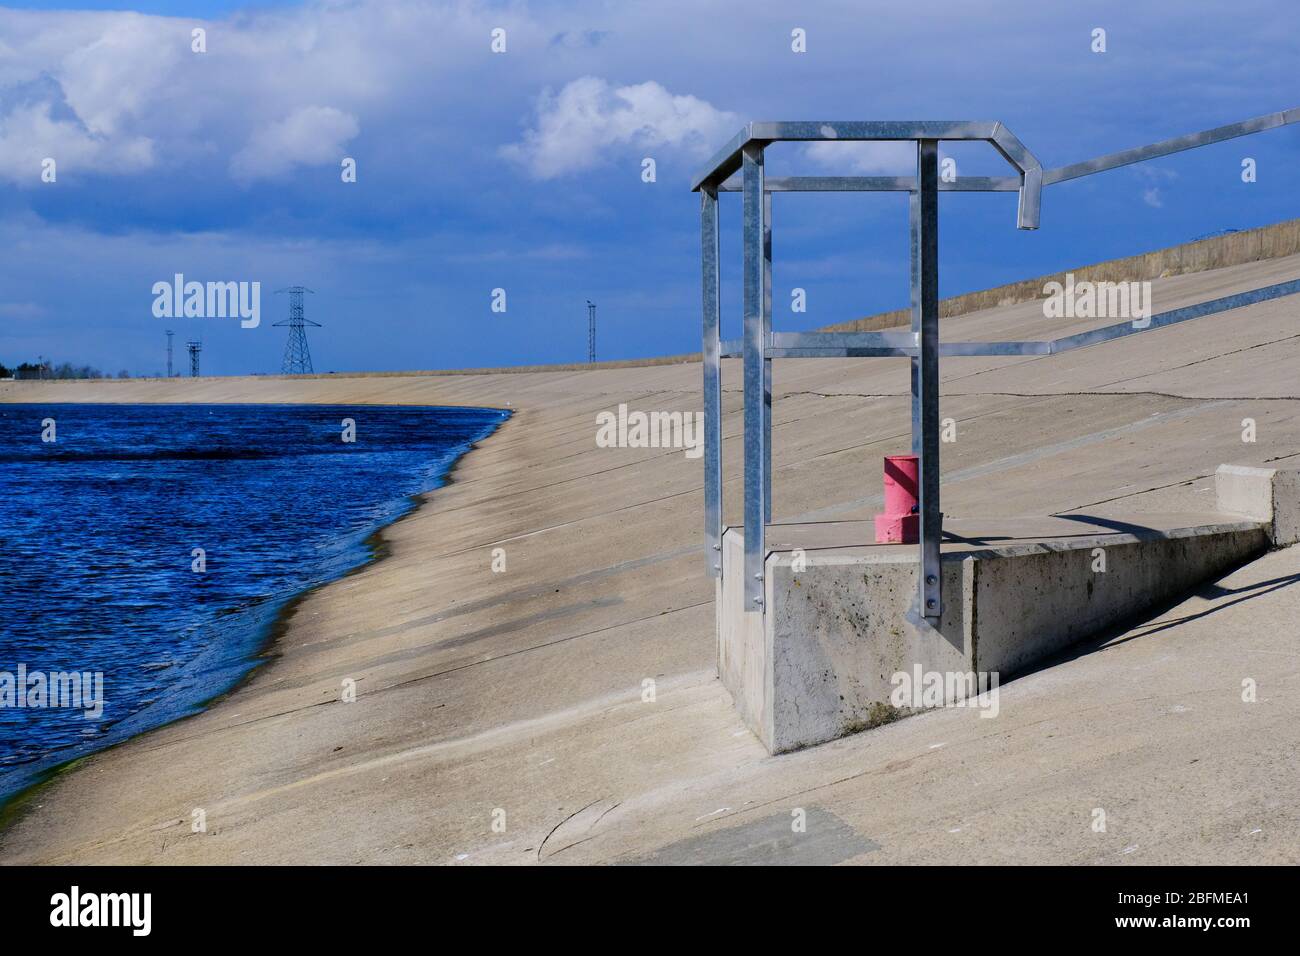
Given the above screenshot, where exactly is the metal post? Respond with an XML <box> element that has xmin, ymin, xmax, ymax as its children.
<box><xmin>742</xmin><ymin>142</ymin><xmax>767</xmax><ymax>612</ymax></box>
<box><xmin>908</xmin><ymin>189</ymin><xmax>920</xmax><ymax>456</ymax></box>
<box><xmin>701</xmin><ymin>187</ymin><xmax>723</xmax><ymax>577</ymax></box>
<box><xmin>915</xmin><ymin>140</ymin><xmax>942</xmax><ymax>620</ymax></box>
<box><xmin>762</xmin><ymin>190</ymin><xmax>773</xmax><ymax>523</ymax></box>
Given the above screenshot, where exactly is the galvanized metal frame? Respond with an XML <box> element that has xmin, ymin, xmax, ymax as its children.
<box><xmin>713</xmin><ymin>107</ymin><xmax>1300</xmax><ymax>195</ymax></box>
<box><xmin>700</xmin><ymin>185</ymin><xmax>722</xmax><ymax>574</ymax></box>
<box><xmin>741</xmin><ymin>142</ymin><xmax>767</xmax><ymax>610</ymax></box>
<box><xmin>913</xmin><ymin>140</ymin><xmax>942</xmax><ymax>618</ymax></box>
<box><xmin>694</xmin><ymin>108</ymin><xmax>1300</xmax><ymax>620</ymax></box>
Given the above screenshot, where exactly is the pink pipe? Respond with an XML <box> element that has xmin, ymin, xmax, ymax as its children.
<box><xmin>874</xmin><ymin>454</ymin><xmax>919</xmax><ymax>544</ymax></box>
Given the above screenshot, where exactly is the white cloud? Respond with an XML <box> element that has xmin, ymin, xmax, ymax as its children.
<box><xmin>0</xmin><ymin>2</ymin><xmax>493</xmax><ymax>187</ymax></box>
<box><xmin>53</xmin><ymin>14</ymin><xmax>186</xmax><ymax>138</ymax></box>
<box><xmin>0</xmin><ymin>100</ymin><xmax>154</xmax><ymax>184</ymax></box>
<box><xmin>501</xmin><ymin>76</ymin><xmax>738</xmax><ymax>179</ymax></box>
<box><xmin>0</xmin><ymin>10</ymin><xmax>184</xmax><ymax>183</ymax></box>
<box><xmin>230</xmin><ymin>106</ymin><xmax>359</xmax><ymax>182</ymax></box>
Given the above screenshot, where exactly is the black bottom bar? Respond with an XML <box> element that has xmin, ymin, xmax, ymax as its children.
<box><xmin>0</xmin><ymin>865</ymin><xmax>1284</xmax><ymax>940</ymax></box>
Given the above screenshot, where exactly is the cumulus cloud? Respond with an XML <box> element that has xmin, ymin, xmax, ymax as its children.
<box><xmin>0</xmin><ymin>2</ymin><xmax>487</xmax><ymax>189</ymax></box>
<box><xmin>0</xmin><ymin>10</ymin><xmax>189</xmax><ymax>184</ymax></box>
<box><xmin>501</xmin><ymin>76</ymin><xmax>738</xmax><ymax>179</ymax></box>
<box><xmin>0</xmin><ymin>100</ymin><xmax>154</xmax><ymax>185</ymax></box>
<box><xmin>230</xmin><ymin>106</ymin><xmax>359</xmax><ymax>182</ymax></box>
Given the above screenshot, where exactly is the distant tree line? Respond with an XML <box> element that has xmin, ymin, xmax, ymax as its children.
<box><xmin>0</xmin><ymin>360</ymin><xmax>130</xmax><ymax>380</ymax></box>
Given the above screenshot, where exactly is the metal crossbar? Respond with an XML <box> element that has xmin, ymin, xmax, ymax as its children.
<box><xmin>695</xmin><ymin>108</ymin><xmax>1300</xmax><ymax>622</ymax></box>
<box><xmin>718</xmin><ymin>278</ymin><xmax>1300</xmax><ymax>358</ymax></box>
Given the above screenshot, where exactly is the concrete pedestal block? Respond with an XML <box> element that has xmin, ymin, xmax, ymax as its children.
<box><xmin>718</xmin><ymin>515</ymin><xmax>1268</xmax><ymax>754</ymax></box>
<box><xmin>1216</xmin><ymin>464</ymin><xmax>1300</xmax><ymax>546</ymax></box>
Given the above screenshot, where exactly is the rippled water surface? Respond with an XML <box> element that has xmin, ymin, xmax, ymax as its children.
<box><xmin>0</xmin><ymin>402</ymin><xmax>506</xmax><ymax>802</ymax></box>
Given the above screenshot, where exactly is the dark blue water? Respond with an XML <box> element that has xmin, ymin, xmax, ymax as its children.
<box><xmin>0</xmin><ymin>402</ymin><xmax>507</xmax><ymax>805</ymax></box>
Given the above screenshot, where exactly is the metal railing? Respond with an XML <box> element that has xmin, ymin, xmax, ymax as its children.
<box><xmin>693</xmin><ymin>108</ymin><xmax>1300</xmax><ymax>622</ymax></box>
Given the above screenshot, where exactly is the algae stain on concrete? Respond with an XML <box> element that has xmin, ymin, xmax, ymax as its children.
<box><xmin>621</xmin><ymin>807</ymin><xmax>879</xmax><ymax>866</ymax></box>
<box><xmin>841</xmin><ymin>700</ymin><xmax>911</xmax><ymax>737</ymax></box>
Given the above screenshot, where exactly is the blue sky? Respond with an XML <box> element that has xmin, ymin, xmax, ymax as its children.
<box><xmin>1</xmin><ymin>0</ymin><xmax>1297</xmax><ymax>375</ymax></box>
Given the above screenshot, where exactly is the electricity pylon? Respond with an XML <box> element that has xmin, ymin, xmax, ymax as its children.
<box><xmin>274</xmin><ymin>286</ymin><xmax>319</xmax><ymax>374</ymax></box>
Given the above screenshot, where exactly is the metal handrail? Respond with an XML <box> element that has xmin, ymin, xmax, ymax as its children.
<box><xmin>707</xmin><ymin>107</ymin><xmax>1300</xmax><ymax>201</ymax></box>
<box><xmin>697</xmin><ymin>108</ymin><xmax>1300</xmax><ymax>624</ymax></box>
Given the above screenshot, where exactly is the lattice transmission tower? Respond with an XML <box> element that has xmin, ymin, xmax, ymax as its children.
<box><xmin>186</xmin><ymin>340</ymin><xmax>202</xmax><ymax>377</ymax></box>
<box><xmin>587</xmin><ymin>300</ymin><xmax>596</xmax><ymax>363</ymax></box>
<box><xmin>274</xmin><ymin>286</ymin><xmax>319</xmax><ymax>374</ymax></box>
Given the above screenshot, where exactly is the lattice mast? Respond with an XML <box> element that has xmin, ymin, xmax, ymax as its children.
<box><xmin>274</xmin><ymin>286</ymin><xmax>319</xmax><ymax>374</ymax></box>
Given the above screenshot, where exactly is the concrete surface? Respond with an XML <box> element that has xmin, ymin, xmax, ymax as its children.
<box><xmin>1</xmin><ymin>248</ymin><xmax>1299</xmax><ymax>864</ymax></box>
<box><xmin>824</xmin><ymin>216</ymin><xmax>1300</xmax><ymax>333</ymax></box>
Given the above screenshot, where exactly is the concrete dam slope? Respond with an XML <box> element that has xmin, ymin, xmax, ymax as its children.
<box><xmin>2</xmin><ymin>247</ymin><xmax>1299</xmax><ymax>864</ymax></box>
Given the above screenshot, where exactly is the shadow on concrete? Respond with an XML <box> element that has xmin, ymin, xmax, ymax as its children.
<box><xmin>1055</xmin><ymin>513</ymin><xmax>1184</xmax><ymax>538</ymax></box>
<box><xmin>942</xmin><ymin>514</ymin><xmax>1177</xmax><ymax>547</ymax></box>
